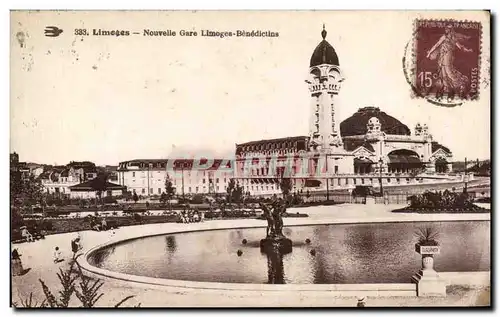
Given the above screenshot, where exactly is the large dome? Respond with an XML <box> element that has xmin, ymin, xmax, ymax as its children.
<box><xmin>310</xmin><ymin>26</ymin><xmax>339</xmax><ymax>67</ymax></box>
<box><xmin>340</xmin><ymin>107</ymin><xmax>411</xmax><ymax>137</ymax></box>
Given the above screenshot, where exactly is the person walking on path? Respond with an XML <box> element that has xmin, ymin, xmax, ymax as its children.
<box><xmin>71</xmin><ymin>237</ymin><xmax>82</xmax><ymax>259</ymax></box>
<box><xmin>12</xmin><ymin>248</ymin><xmax>24</xmax><ymax>276</ymax></box>
<box><xmin>53</xmin><ymin>246</ymin><xmax>62</xmax><ymax>263</ymax></box>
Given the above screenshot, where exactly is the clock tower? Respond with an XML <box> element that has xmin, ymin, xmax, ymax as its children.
<box><xmin>306</xmin><ymin>25</ymin><xmax>344</xmax><ymax>153</ymax></box>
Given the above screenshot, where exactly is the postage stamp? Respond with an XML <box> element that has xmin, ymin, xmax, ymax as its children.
<box><xmin>413</xmin><ymin>19</ymin><xmax>482</xmax><ymax>102</ymax></box>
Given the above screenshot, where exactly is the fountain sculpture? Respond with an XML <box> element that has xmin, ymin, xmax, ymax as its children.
<box><xmin>259</xmin><ymin>200</ymin><xmax>293</xmax><ymax>254</ymax></box>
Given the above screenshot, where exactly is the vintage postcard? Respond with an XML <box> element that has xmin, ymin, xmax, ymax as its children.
<box><xmin>10</xmin><ymin>10</ymin><xmax>491</xmax><ymax>308</ymax></box>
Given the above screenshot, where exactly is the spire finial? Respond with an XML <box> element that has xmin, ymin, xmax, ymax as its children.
<box><xmin>321</xmin><ymin>24</ymin><xmax>327</xmax><ymax>40</ymax></box>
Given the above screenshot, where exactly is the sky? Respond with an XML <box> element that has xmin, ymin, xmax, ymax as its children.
<box><xmin>10</xmin><ymin>11</ymin><xmax>491</xmax><ymax>165</ymax></box>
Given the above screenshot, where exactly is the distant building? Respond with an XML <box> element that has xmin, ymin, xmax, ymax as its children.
<box><xmin>10</xmin><ymin>152</ymin><xmax>43</xmax><ymax>180</ymax></box>
<box><xmin>39</xmin><ymin>161</ymin><xmax>98</xmax><ymax>195</ymax></box>
<box><xmin>116</xmin><ymin>158</ymin><xmax>233</xmax><ymax>196</ymax></box>
<box><xmin>104</xmin><ymin>165</ymin><xmax>119</xmax><ymax>182</ymax></box>
<box><xmin>69</xmin><ymin>178</ymin><xmax>126</xmax><ymax>199</ymax></box>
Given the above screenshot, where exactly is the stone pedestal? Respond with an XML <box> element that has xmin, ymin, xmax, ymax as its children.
<box><xmin>412</xmin><ymin>250</ymin><xmax>446</xmax><ymax>297</ymax></box>
<box><xmin>260</xmin><ymin>237</ymin><xmax>292</xmax><ymax>255</ymax></box>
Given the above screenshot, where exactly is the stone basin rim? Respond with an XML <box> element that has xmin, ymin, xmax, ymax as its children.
<box><xmin>77</xmin><ymin>216</ymin><xmax>489</xmax><ymax>292</ymax></box>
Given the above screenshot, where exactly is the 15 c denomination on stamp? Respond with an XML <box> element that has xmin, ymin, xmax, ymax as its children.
<box><xmin>413</xmin><ymin>19</ymin><xmax>482</xmax><ymax>102</ymax></box>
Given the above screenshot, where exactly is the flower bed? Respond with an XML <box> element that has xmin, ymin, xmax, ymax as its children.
<box><xmin>393</xmin><ymin>190</ymin><xmax>489</xmax><ymax>214</ymax></box>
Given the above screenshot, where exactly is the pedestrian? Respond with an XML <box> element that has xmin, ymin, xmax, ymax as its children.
<box><xmin>21</xmin><ymin>226</ymin><xmax>34</xmax><ymax>242</ymax></box>
<box><xmin>109</xmin><ymin>228</ymin><xmax>116</xmax><ymax>240</ymax></box>
<box><xmin>71</xmin><ymin>237</ymin><xmax>82</xmax><ymax>258</ymax></box>
<box><xmin>101</xmin><ymin>217</ymin><xmax>107</xmax><ymax>231</ymax></box>
<box><xmin>77</xmin><ymin>232</ymin><xmax>84</xmax><ymax>249</ymax></box>
<box><xmin>53</xmin><ymin>246</ymin><xmax>62</xmax><ymax>263</ymax></box>
<box><xmin>12</xmin><ymin>248</ymin><xmax>24</xmax><ymax>276</ymax></box>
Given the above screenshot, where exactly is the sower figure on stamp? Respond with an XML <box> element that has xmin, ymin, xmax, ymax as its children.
<box><xmin>426</xmin><ymin>24</ymin><xmax>473</xmax><ymax>98</ymax></box>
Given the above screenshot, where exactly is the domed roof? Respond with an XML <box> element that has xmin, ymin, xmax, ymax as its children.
<box><xmin>310</xmin><ymin>25</ymin><xmax>339</xmax><ymax>67</ymax></box>
<box><xmin>340</xmin><ymin>107</ymin><xmax>411</xmax><ymax>137</ymax></box>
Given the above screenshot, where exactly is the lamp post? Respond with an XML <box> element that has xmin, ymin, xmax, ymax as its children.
<box><xmin>378</xmin><ymin>158</ymin><xmax>384</xmax><ymax>196</ymax></box>
<box><xmin>325</xmin><ymin>153</ymin><xmax>330</xmax><ymax>202</ymax></box>
<box><xmin>464</xmin><ymin>157</ymin><xmax>468</xmax><ymax>194</ymax></box>
<box><xmin>181</xmin><ymin>162</ymin><xmax>185</xmax><ymax>211</ymax></box>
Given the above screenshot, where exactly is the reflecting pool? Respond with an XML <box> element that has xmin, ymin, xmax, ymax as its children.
<box><xmin>89</xmin><ymin>221</ymin><xmax>490</xmax><ymax>284</ymax></box>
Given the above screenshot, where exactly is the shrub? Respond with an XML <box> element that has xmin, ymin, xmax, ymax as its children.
<box><xmin>12</xmin><ymin>256</ymin><xmax>138</xmax><ymax>308</ymax></box>
<box><xmin>190</xmin><ymin>195</ymin><xmax>205</xmax><ymax>204</ymax></box>
<box><xmin>102</xmin><ymin>196</ymin><xmax>117</xmax><ymax>204</ymax></box>
<box><xmin>133</xmin><ymin>213</ymin><xmax>142</xmax><ymax>223</ymax></box>
<box><xmin>414</xmin><ymin>227</ymin><xmax>439</xmax><ymax>246</ymax></box>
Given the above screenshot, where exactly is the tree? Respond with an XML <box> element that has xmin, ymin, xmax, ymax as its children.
<box><xmin>10</xmin><ymin>174</ymin><xmax>45</xmax><ymax>212</ymax></box>
<box><xmin>279</xmin><ymin>178</ymin><xmax>292</xmax><ymax>201</ymax></box>
<box><xmin>124</xmin><ymin>191</ymin><xmax>132</xmax><ymax>202</ymax></box>
<box><xmin>93</xmin><ymin>174</ymin><xmax>108</xmax><ymax>205</ymax></box>
<box><xmin>160</xmin><ymin>192</ymin><xmax>168</xmax><ymax>205</ymax></box>
<box><xmin>164</xmin><ymin>177</ymin><xmax>176</xmax><ymax>211</ymax></box>
<box><xmin>226</xmin><ymin>179</ymin><xmax>236</xmax><ymax>204</ymax></box>
<box><xmin>226</xmin><ymin>179</ymin><xmax>243</xmax><ymax>204</ymax></box>
<box><xmin>233</xmin><ymin>183</ymin><xmax>243</xmax><ymax>204</ymax></box>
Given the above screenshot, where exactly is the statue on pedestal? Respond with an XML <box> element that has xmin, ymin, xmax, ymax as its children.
<box><xmin>259</xmin><ymin>202</ymin><xmax>275</xmax><ymax>238</ymax></box>
<box><xmin>259</xmin><ymin>199</ymin><xmax>292</xmax><ymax>254</ymax></box>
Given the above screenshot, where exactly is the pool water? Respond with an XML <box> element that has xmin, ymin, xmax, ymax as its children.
<box><xmin>89</xmin><ymin>221</ymin><xmax>490</xmax><ymax>284</ymax></box>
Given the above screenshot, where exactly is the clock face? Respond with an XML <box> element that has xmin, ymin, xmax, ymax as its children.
<box><xmin>328</xmin><ymin>69</ymin><xmax>341</xmax><ymax>82</ymax></box>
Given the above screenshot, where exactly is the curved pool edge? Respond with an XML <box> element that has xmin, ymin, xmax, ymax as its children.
<box><xmin>76</xmin><ymin>214</ymin><xmax>490</xmax><ymax>295</ymax></box>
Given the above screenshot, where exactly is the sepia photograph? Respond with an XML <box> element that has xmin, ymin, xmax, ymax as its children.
<box><xmin>9</xmin><ymin>10</ymin><xmax>491</xmax><ymax>308</ymax></box>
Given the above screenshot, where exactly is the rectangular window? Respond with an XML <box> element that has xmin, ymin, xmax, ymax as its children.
<box><xmin>196</xmin><ymin>187</ymin><xmax>199</xmax><ymax>193</ymax></box>
<box><xmin>353</xmin><ymin>178</ymin><xmax>357</xmax><ymax>185</ymax></box>
<box><xmin>203</xmin><ymin>179</ymin><xmax>206</xmax><ymax>184</ymax></box>
<box><xmin>158</xmin><ymin>188</ymin><xmax>161</xmax><ymax>194</ymax></box>
<box><xmin>188</xmin><ymin>187</ymin><xmax>191</xmax><ymax>193</ymax></box>
<box><xmin>387</xmin><ymin>178</ymin><xmax>391</xmax><ymax>183</ymax></box>
<box><xmin>216</xmin><ymin>186</ymin><xmax>219</xmax><ymax>191</ymax></box>
<box><xmin>334</xmin><ymin>166</ymin><xmax>339</xmax><ymax>174</ymax></box>
<box><xmin>150</xmin><ymin>188</ymin><xmax>153</xmax><ymax>194</ymax></box>
<box><xmin>216</xmin><ymin>178</ymin><xmax>219</xmax><ymax>183</ymax></box>
<box><xmin>361</xmin><ymin>178</ymin><xmax>365</xmax><ymax>184</ymax></box>
<box><xmin>132</xmin><ymin>172</ymin><xmax>135</xmax><ymax>177</ymax></box>
<box><xmin>142</xmin><ymin>188</ymin><xmax>145</xmax><ymax>194</ymax></box>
